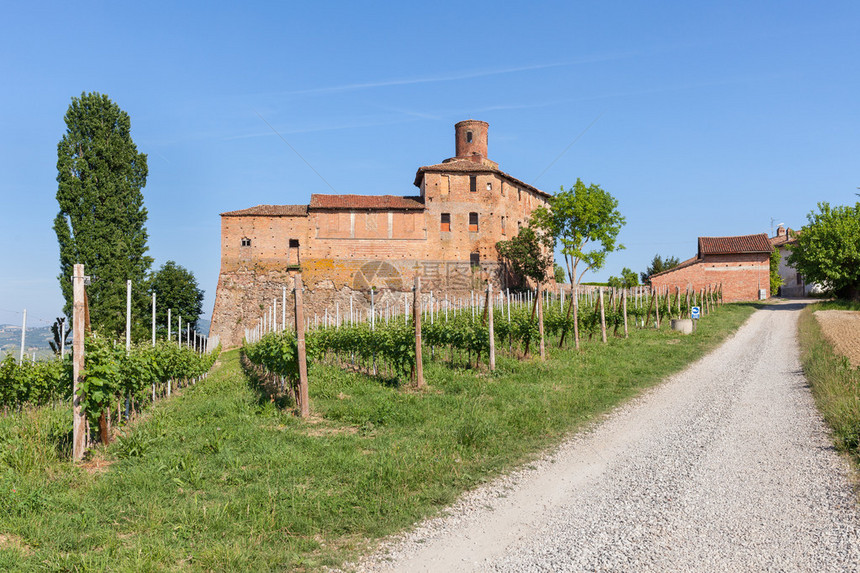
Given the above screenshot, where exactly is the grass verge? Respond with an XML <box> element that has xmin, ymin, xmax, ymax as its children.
<box><xmin>797</xmin><ymin>300</ymin><xmax>860</xmax><ymax>463</ymax></box>
<box><xmin>0</xmin><ymin>303</ymin><xmax>755</xmax><ymax>571</ymax></box>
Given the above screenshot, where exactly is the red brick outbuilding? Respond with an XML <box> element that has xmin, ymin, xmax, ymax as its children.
<box><xmin>649</xmin><ymin>234</ymin><xmax>772</xmax><ymax>302</ymax></box>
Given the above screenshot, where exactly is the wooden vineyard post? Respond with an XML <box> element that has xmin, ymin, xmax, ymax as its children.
<box><xmin>294</xmin><ymin>274</ymin><xmax>310</xmax><ymax>418</ymax></box>
<box><xmin>413</xmin><ymin>275</ymin><xmax>425</xmax><ymax>388</ymax></box>
<box><xmin>655</xmin><ymin>289</ymin><xmax>661</xmax><ymax>329</ymax></box>
<box><xmin>599</xmin><ymin>287</ymin><xmax>607</xmax><ymax>343</ymax></box>
<box><xmin>676</xmin><ymin>286</ymin><xmax>681</xmax><ymax>318</ymax></box>
<box><xmin>623</xmin><ymin>289</ymin><xmax>629</xmax><ymax>338</ymax></box>
<box><xmin>486</xmin><ymin>282</ymin><xmax>495</xmax><ymax>371</ymax></box>
<box><xmin>151</xmin><ymin>292</ymin><xmax>156</xmax><ymax>403</ymax></box>
<box><xmin>537</xmin><ymin>282</ymin><xmax>546</xmax><ymax>360</ymax></box>
<box><xmin>72</xmin><ymin>264</ymin><xmax>87</xmax><ymax>461</ymax></box>
<box><xmin>645</xmin><ymin>290</ymin><xmax>654</xmax><ymax>327</ymax></box>
<box><xmin>559</xmin><ymin>283</ymin><xmax>580</xmax><ymax>350</ymax></box>
<box><xmin>573</xmin><ymin>287</ymin><xmax>580</xmax><ymax>350</ymax></box>
<box><xmin>525</xmin><ymin>289</ymin><xmax>539</xmax><ymax>356</ymax></box>
<box><xmin>609</xmin><ymin>289</ymin><xmax>618</xmax><ymax>337</ymax></box>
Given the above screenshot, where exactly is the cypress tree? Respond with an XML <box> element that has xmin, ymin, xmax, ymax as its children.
<box><xmin>54</xmin><ymin>92</ymin><xmax>152</xmax><ymax>336</ymax></box>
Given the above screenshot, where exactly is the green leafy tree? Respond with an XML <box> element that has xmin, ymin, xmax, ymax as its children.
<box><xmin>554</xmin><ymin>264</ymin><xmax>566</xmax><ymax>283</ymax></box>
<box><xmin>770</xmin><ymin>248</ymin><xmax>784</xmax><ymax>295</ymax></box>
<box><xmin>532</xmin><ymin>178</ymin><xmax>625</xmax><ymax>288</ymax></box>
<box><xmin>54</xmin><ymin>92</ymin><xmax>152</xmax><ymax>336</ymax></box>
<box><xmin>608</xmin><ymin>267</ymin><xmax>639</xmax><ymax>289</ymax></box>
<box><xmin>788</xmin><ymin>202</ymin><xmax>860</xmax><ymax>300</ymax></box>
<box><xmin>640</xmin><ymin>254</ymin><xmax>681</xmax><ymax>285</ymax></box>
<box><xmin>150</xmin><ymin>261</ymin><xmax>205</xmax><ymax>331</ymax></box>
<box><xmin>496</xmin><ymin>226</ymin><xmax>554</xmax><ymax>285</ymax></box>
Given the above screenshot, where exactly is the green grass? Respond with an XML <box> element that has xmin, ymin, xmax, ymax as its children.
<box><xmin>0</xmin><ymin>303</ymin><xmax>756</xmax><ymax>571</ymax></box>
<box><xmin>797</xmin><ymin>300</ymin><xmax>860</xmax><ymax>463</ymax></box>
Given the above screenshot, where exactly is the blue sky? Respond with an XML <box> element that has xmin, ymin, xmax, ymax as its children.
<box><xmin>1</xmin><ymin>1</ymin><xmax>858</xmax><ymax>328</ymax></box>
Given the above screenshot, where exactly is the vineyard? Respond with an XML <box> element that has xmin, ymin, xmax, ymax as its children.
<box><xmin>0</xmin><ymin>278</ymin><xmax>754</xmax><ymax>571</ymax></box>
<box><xmin>1</xmin><ymin>338</ymin><xmax>219</xmax><ymax>428</ymax></box>
<box><xmin>244</xmin><ymin>280</ymin><xmax>723</xmax><ymax>407</ymax></box>
<box><xmin>3</xmin><ymin>271</ymin><xmax>220</xmax><ymax>449</ymax></box>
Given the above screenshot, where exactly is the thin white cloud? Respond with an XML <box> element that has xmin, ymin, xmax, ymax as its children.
<box><xmin>222</xmin><ymin>115</ymin><xmax>425</xmax><ymax>141</ymax></box>
<box><xmin>280</xmin><ymin>53</ymin><xmax>636</xmax><ymax>97</ymax></box>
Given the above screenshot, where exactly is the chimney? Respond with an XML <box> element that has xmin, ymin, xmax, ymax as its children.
<box><xmin>777</xmin><ymin>224</ymin><xmax>786</xmax><ymax>237</ymax></box>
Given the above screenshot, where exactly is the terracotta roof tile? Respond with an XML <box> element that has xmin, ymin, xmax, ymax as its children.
<box><xmin>221</xmin><ymin>204</ymin><xmax>308</xmax><ymax>217</ymax></box>
<box><xmin>698</xmin><ymin>234</ymin><xmax>772</xmax><ymax>255</ymax></box>
<box><xmin>413</xmin><ymin>159</ymin><xmax>551</xmax><ymax>198</ymax></box>
<box><xmin>650</xmin><ymin>233</ymin><xmax>773</xmax><ymax>280</ymax></box>
<box><xmin>309</xmin><ymin>194</ymin><xmax>425</xmax><ymax>210</ymax></box>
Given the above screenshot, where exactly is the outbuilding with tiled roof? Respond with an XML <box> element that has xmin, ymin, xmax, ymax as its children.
<box><xmin>649</xmin><ymin>233</ymin><xmax>773</xmax><ymax>302</ymax></box>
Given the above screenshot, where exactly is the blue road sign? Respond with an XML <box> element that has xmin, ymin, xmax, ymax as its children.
<box><xmin>692</xmin><ymin>306</ymin><xmax>700</xmax><ymax>319</ymax></box>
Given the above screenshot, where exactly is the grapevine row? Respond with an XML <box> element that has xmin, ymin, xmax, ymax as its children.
<box><xmin>1</xmin><ymin>337</ymin><xmax>220</xmax><ymax>424</ymax></box>
<box><xmin>243</xmin><ymin>285</ymin><xmax>723</xmax><ymax>389</ymax></box>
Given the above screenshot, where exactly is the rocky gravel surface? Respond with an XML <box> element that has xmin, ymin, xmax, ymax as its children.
<box><xmin>351</xmin><ymin>301</ymin><xmax>860</xmax><ymax>572</ymax></box>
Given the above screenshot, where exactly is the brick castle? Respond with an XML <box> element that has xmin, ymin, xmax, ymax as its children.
<box><xmin>210</xmin><ymin>120</ymin><xmax>551</xmax><ymax>348</ymax></box>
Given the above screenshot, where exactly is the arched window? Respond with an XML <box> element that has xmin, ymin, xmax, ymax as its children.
<box><xmin>466</xmin><ymin>131</ymin><xmax>473</xmax><ymax>143</ymax></box>
<box><xmin>241</xmin><ymin>237</ymin><xmax>251</xmax><ymax>247</ymax></box>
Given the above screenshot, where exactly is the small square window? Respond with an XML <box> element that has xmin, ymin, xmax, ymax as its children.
<box><xmin>241</xmin><ymin>237</ymin><xmax>251</xmax><ymax>247</ymax></box>
<box><xmin>469</xmin><ymin>212</ymin><xmax>479</xmax><ymax>232</ymax></box>
<box><xmin>289</xmin><ymin>239</ymin><xmax>299</xmax><ymax>248</ymax></box>
<box><xmin>470</xmin><ymin>176</ymin><xmax>477</xmax><ymax>193</ymax></box>
<box><xmin>440</xmin><ymin>213</ymin><xmax>451</xmax><ymax>232</ymax></box>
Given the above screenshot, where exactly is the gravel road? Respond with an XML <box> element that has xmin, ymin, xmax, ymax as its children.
<box><xmin>353</xmin><ymin>301</ymin><xmax>860</xmax><ymax>572</ymax></box>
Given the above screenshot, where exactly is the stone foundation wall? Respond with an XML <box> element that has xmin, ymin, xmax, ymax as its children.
<box><xmin>209</xmin><ymin>258</ymin><xmax>506</xmax><ymax>349</ymax></box>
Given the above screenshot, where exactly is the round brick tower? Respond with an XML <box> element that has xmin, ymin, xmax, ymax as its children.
<box><xmin>455</xmin><ymin>120</ymin><xmax>489</xmax><ymax>162</ymax></box>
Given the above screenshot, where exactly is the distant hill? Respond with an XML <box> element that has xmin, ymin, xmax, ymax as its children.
<box><xmin>0</xmin><ymin>324</ymin><xmax>57</xmax><ymax>360</ymax></box>
<box><xmin>0</xmin><ymin>317</ymin><xmax>213</xmax><ymax>361</ymax></box>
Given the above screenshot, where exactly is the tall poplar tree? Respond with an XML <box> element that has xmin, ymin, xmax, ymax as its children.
<box><xmin>54</xmin><ymin>92</ymin><xmax>152</xmax><ymax>336</ymax></box>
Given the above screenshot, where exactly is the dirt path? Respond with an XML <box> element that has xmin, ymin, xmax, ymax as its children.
<box><xmin>354</xmin><ymin>301</ymin><xmax>860</xmax><ymax>572</ymax></box>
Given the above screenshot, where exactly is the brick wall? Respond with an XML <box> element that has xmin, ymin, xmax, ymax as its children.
<box><xmin>210</xmin><ymin>121</ymin><xmax>553</xmax><ymax>348</ymax></box>
<box><xmin>650</xmin><ymin>253</ymin><xmax>771</xmax><ymax>302</ymax></box>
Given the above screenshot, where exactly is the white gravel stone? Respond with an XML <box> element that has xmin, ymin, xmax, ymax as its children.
<box><xmin>346</xmin><ymin>300</ymin><xmax>860</xmax><ymax>573</ymax></box>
